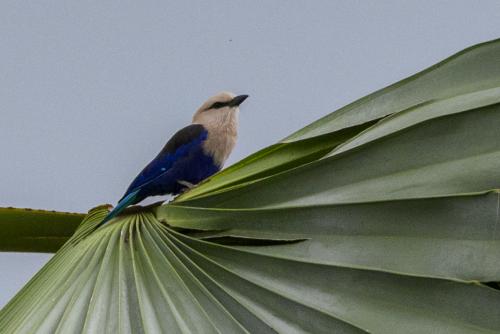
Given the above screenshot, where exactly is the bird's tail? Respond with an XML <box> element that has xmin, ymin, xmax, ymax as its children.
<box><xmin>96</xmin><ymin>190</ymin><xmax>140</xmax><ymax>229</ymax></box>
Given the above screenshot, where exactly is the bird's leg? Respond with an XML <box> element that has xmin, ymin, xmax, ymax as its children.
<box><xmin>177</xmin><ymin>180</ymin><xmax>197</xmax><ymax>195</ymax></box>
<box><xmin>178</xmin><ymin>180</ymin><xmax>196</xmax><ymax>189</ymax></box>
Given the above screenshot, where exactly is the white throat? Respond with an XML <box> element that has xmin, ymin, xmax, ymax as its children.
<box><xmin>193</xmin><ymin>108</ymin><xmax>239</xmax><ymax>167</ymax></box>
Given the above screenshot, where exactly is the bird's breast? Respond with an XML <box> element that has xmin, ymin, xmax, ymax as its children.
<box><xmin>202</xmin><ymin>129</ymin><xmax>237</xmax><ymax>168</ymax></box>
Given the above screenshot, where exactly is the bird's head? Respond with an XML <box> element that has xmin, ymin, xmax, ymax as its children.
<box><xmin>192</xmin><ymin>92</ymin><xmax>248</xmax><ymax>128</ymax></box>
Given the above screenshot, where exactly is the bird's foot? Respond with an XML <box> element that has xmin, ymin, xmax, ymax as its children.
<box><xmin>176</xmin><ymin>180</ymin><xmax>197</xmax><ymax>195</ymax></box>
<box><xmin>177</xmin><ymin>180</ymin><xmax>196</xmax><ymax>189</ymax></box>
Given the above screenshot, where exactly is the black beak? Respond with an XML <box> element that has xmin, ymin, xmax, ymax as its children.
<box><xmin>228</xmin><ymin>94</ymin><xmax>249</xmax><ymax>107</ymax></box>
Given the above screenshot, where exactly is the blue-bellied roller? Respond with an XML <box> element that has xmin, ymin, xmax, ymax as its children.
<box><xmin>97</xmin><ymin>92</ymin><xmax>248</xmax><ymax>227</ymax></box>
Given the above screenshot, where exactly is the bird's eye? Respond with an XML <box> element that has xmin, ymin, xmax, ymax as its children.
<box><xmin>208</xmin><ymin>101</ymin><xmax>226</xmax><ymax>110</ymax></box>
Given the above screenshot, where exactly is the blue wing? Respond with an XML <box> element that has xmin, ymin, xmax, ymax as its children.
<box><xmin>122</xmin><ymin>124</ymin><xmax>209</xmax><ymax>201</ymax></box>
<box><xmin>97</xmin><ymin>124</ymin><xmax>213</xmax><ymax>228</ymax></box>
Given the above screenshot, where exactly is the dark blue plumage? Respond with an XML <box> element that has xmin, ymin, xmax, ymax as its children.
<box><xmin>95</xmin><ymin>92</ymin><xmax>248</xmax><ymax>229</ymax></box>
<box><xmin>98</xmin><ymin>124</ymin><xmax>220</xmax><ymax>226</ymax></box>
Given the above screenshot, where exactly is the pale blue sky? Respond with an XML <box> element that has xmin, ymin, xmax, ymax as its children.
<box><xmin>1</xmin><ymin>0</ymin><xmax>499</xmax><ymax>307</ymax></box>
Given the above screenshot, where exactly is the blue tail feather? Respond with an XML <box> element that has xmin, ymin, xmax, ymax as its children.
<box><xmin>96</xmin><ymin>190</ymin><xmax>140</xmax><ymax>228</ymax></box>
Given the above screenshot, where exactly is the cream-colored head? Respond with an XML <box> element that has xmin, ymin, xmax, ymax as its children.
<box><xmin>192</xmin><ymin>92</ymin><xmax>247</xmax><ymax>126</ymax></box>
<box><xmin>192</xmin><ymin>91</ymin><xmax>248</xmax><ymax>167</ymax></box>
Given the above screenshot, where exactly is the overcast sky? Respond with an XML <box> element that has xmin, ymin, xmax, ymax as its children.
<box><xmin>1</xmin><ymin>0</ymin><xmax>499</xmax><ymax>307</ymax></box>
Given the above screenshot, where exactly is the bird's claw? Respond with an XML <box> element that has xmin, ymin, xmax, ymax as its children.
<box><xmin>177</xmin><ymin>180</ymin><xmax>197</xmax><ymax>193</ymax></box>
<box><xmin>177</xmin><ymin>180</ymin><xmax>196</xmax><ymax>189</ymax></box>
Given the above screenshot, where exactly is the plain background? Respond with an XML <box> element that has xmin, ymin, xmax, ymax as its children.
<box><xmin>1</xmin><ymin>0</ymin><xmax>500</xmax><ymax>307</ymax></box>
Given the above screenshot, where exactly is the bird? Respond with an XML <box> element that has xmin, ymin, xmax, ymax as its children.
<box><xmin>97</xmin><ymin>92</ymin><xmax>248</xmax><ymax>227</ymax></box>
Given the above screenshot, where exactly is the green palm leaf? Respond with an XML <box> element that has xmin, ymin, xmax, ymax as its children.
<box><xmin>0</xmin><ymin>207</ymin><xmax>84</xmax><ymax>252</ymax></box>
<box><xmin>2</xmin><ymin>208</ymin><xmax>500</xmax><ymax>333</ymax></box>
<box><xmin>2</xmin><ymin>39</ymin><xmax>500</xmax><ymax>333</ymax></box>
<box><xmin>178</xmin><ymin>38</ymin><xmax>500</xmax><ymax>201</ymax></box>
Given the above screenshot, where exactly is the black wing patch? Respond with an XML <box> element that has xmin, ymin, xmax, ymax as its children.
<box><xmin>161</xmin><ymin>124</ymin><xmax>207</xmax><ymax>155</ymax></box>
